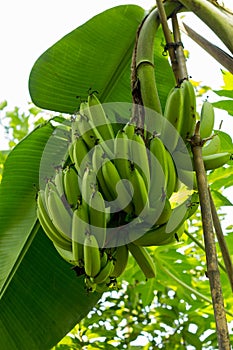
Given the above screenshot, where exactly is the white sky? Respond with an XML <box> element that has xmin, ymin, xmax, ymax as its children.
<box><xmin>0</xmin><ymin>0</ymin><xmax>232</xmax><ymax>108</ymax></box>
<box><xmin>0</xmin><ymin>0</ymin><xmax>233</xmax><ymax>145</ymax></box>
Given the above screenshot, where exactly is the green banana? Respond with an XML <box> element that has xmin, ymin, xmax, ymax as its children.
<box><xmin>72</xmin><ymin>135</ymin><xmax>90</xmax><ymax>174</ymax></box>
<box><xmin>87</xmin><ymin>93</ymin><xmax>115</xmax><ymax>141</ymax></box>
<box><xmin>72</xmin><ymin>205</ymin><xmax>89</xmax><ymax>267</ymax></box>
<box><xmin>200</xmin><ymin>100</ymin><xmax>215</xmax><ymax>139</ymax></box>
<box><xmin>53</xmin><ymin>243</ymin><xmax>76</xmax><ymax>265</ymax></box>
<box><xmin>114</xmin><ymin>129</ymin><xmax>132</xmax><ymax>183</ymax></box>
<box><xmin>202</xmin><ymin>134</ymin><xmax>221</xmax><ymax>156</ymax></box>
<box><xmin>84</xmin><ymin>277</ymin><xmax>97</xmax><ymax>292</ymax></box>
<box><xmin>91</xmin><ymin>144</ymin><xmax>113</xmax><ymax>202</ymax></box>
<box><xmin>101</xmin><ymin>158</ymin><xmax>133</xmax><ymax>214</ymax></box>
<box><xmin>89</xmin><ymin>190</ymin><xmax>106</xmax><ymax>248</ymax></box>
<box><xmin>179</xmin><ymin>79</ymin><xmax>196</xmax><ymax>142</ymax></box>
<box><xmin>76</xmin><ymin>105</ymin><xmax>101</xmax><ymax>149</ymax></box>
<box><xmin>123</xmin><ymin>122</ymin><xmax>135</xmax><ymax>140</ymax></box>
<box><xmin>68</xmin><ymin>141</ymin><xmax>75</xmax><ymax>164</ymax></box>
<box><xmin>154</xmin><ymin>197</ymin><xmax>172</xmax><ymax>226</ymax></box>
<box><xmin>165</xmin><ymin>149</ymin><xmax>178</xmax><ymax>198</ymax></box>
<box><xmin>178</xmin><ymin>168</ymin><xmax>197</xmax><ymax>190</ymax></box>
<box><xmin>63</xmin><ymin>166</ymin><xmax>81</xmax><ymax>208</ymax></box>
<box><xmin>173</xmin><ymin>147</ymin><xmax>230</xmax><ymax>172</ymax></box>
<box><xmin>128</xmin><ymin>165</ymin><xmax>149</xmax><ymax>217</ymax></box>
<box><xmin>127</xmin><ymin>243</ymin><xmax>156</xmax><ymax>279</ymax></box>
<box><xmin>37</xmin><ymin>190</ymin><xmax>72</xmax><ymax>250</ymax></box>
<box><xmin>93</xmin><ymin>259</ymin><xmax>114</xmax><ymax>284</ymax></box>
<box><xmin>83</xmin><ymin>234</ymin><xmax>101</xmax><ymax>277</ymax></box>
<box><xmin>131</xmin><ymin>192</ymin><xmax>199</xmax><ymax>246</ymax></box>
<box><xmin>160</xmin><ymin>86</ymin><xmax>184</xmax><ymax>152</ymax></box>
<box><xmin>100</xmin><ymin>251</ymin><xmax>108</xmax><ymax>268</ymax></box>
<box><xmin>54</xmin><ymin>169</ymin><xmax>65</xmax><ymax>197</ymax></box>
<box><xmin>47</xmin><ymin>189</ymin><xmax>73</xmax><ymax>241</ymax></box>
<box><xmin>203</xmin><ymin>152</ymin><xmax>232</xmax><ymax>170</ymax></box>
<box><xmin>149</xmin><ymin>135</ymin><xmax>168</xmax><ymax>193</ymax></box>
<box><xmin>131</xmin><ymin>132</ymin><xmax>150</xmax><ymax>190</ymax></box>
<box><xmin>81</xmin><ymin>166</ymin><xmax>98</xmax><ymax>211</ymax></box>
<box><xmin>111</xmin><ymin>245</ymin><xmax>129</xmax><ymax>278</ymax></box>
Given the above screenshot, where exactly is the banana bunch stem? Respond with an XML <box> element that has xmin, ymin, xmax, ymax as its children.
<box><xmin>132</xmin><ymin>2</ymin><xmax>182</xmax><ymax>113</ymax></box>
<box><xmin>190</xmin><ymin>122</ymin><xmax>231</xmax><ymax>349</ymax></box>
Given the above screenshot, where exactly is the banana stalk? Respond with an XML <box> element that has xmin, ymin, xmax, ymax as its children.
<box><xmin>134</xmin><ymin>2</ymin><xmax>182</xmax><ymax>113</ymax></box>
<box><xmin>178</xmin><ymin>0</ymin><xmax>233</xmax><ymax>55</ymax></box>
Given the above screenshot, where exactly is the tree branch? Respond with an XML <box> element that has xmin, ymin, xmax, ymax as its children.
<box><xmin>208</xmin><ymin>187</ymin><xmax>233</xmax><ymax>292</ymax></box>
<box><xmin>190</xmin><ymin>122</ymin><xmax>231</xmax><ymax>350</ymax></box>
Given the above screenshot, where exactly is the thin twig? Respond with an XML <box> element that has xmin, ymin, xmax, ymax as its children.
<box><xmin>190</xmin><ymin>122</ymin><xmax>231</xmax><ymax>350</ymax></box>
<box><xmin>171</xmin><ymin>13</ymin><xmax>188</xmax><ymax>82</ymax></box>
<box><xmin>208</xmin><ymin>187</ymin><xmax>233</xmax><ymax>292</ymax></box>
<box><xmin>155</xmin><ymin>0</ymin><xmax>180</xmax><ymax>84</ymax></box>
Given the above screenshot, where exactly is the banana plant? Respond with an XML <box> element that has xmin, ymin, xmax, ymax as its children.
<box><xmin>0</xmin><ymin>2</ymin><xmax>233</xmax><ymax>349</ymax></box>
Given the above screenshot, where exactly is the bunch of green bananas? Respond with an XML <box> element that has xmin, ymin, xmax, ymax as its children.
<box><xmin>36</xmin><ymin>89</ymin><xmax>231</xmax><ymax>292</ymax></box>
<box><xmin>169</xmin><ymin>86</ymin><xmax>232</xmax><ymax>189</ymax></box>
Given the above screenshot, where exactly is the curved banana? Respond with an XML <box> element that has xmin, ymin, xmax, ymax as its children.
<box><xmin>47</xmin><ymin>189</ymin><xmax>73</xmax><ymax>241</ymax></box>
<box><xmin>72</xmin><ymin>205</ymin><xmax>89</xmax><ymax>267</ymax></box>
<box><xmin>202</xmin><ymin>134</ymin><xmax>221</xmax><ymax>156</ymax></box>
<box><xmin>91</xmin><ymin>144</ymin><xmax>113</xmax><ymax>202</ymax></box>
<box><xmin>100</xmin><ymin>251</ymin><xmax>108</xmax><ymax>268</ymax></box>
<box><xmin>81</xmin><ymin>166</ymin><xmax>98</xmax><ymax>211</ymax></box>
<box><xmin>200</xmin><ymin>100</ymin><xmax>215</xmax><ymax>139</ymax></box>
<box><xmin>123</xmin><ymin>122</ymin><xmax>135</xmax><ymax>140</ymax></box>
<box><xmin>160</xmin><ymin>86</ymin><xmax>184</xmax><ymax>152</ymax></box>
<box><xmin>178</xmin><ymin>168</ymin><xmax>197</xmax><ymax>190</ymax></box>
<box><xmin>83</xmin><ymin>234</ymin><xmax>101</xmax><ymax>277</ymax></box>
<box><xmin>87</xmin><ymin>93</ymin><xmax>115</xmax><ymax>141</ymax></box>
<box><xmin>149</xmin><ymin>135</ymin><xmax>168</xmax><ymax>195</ymax></box>
<box><xmin>93</xmin><ymin>259</ymin><xmax>114</xmax><ymax>284</ymax></box>
<box><xmin>114</xmin><ymin>129</ymin><xmax>132</xmax><ymax>182</ymax></box>
<box><xmin>129</xmin><ymin>165</ymin><xmax>149</xmax><ymax>217</ymax></box>
<box><xmin>89</xmin><ymin>190</ymin><xmax>106</xmax><ymax>248</ymax></box>
<box><xmin>53</xmin><ymin>243</ymin><xmax>76</xmax><ymax>265</ymax></box>
<box><xmin>68</xmin><ymin>141</ymin><xmax>75</xmax><ymax>164</ymax></box>
<box><xmin>203</xmin><ymin>152</ymin><xmax>232</xmax><ymax>170</ymax></box>
<box><xmin>54</xmin><ymin>169</ymin><xmax>65</xmax><ymax>197</ymax></box>
<box><xmin>127</xmin><ymin>243</ymin><xmax>156</xmax><ymax>279</ymax></box>
<box><xmin>63</xmin><ymin>166</ymin><xmax>81</xmax><ymax>208</ymax></box>
<box><xmin>111</xmin><ymin>244</ymin><xmax>129</xmax><ymax>278</ymax></box>
<box><xmin>174</xmin><ymin>149</ymin><xmax>232</xmax><ymax>171</ymax></box>
<box><xmin>37</xmin><ymin>190</ymin><xmax>72</xmax><ymax>250</ymax></box>
<box><xmin>131</xmin><ymin>133</ymin><xmax>150</xmax><ymax>190</ymax></box>
<box><xmin>165</xmin><ymin>149</ymin><xmax>178</xmax><ymax>198</ymax></box>
<box><xmin>179</xmin><ymin>79</ymin><xmax>196</xmax><ymax>142</ymax></box>
<box><xmin>75</xmin><ymin>105</ymin><xmax>102</xmax><ymax>150</ymax></box>
<box><xmin>72</xmin><ymin>135</ymin><xmax>90</xmax><ymax>174</ymax></box>
<box><xmin>101</xmin><ymin>158</ymin><xmax>133</xmax><ymax>214</ymax></box>
<box><xmin>131</xmin><ymin>192</ymin><xmax>199</xmax><ymax>246</ymax></box>
<box><xmin>172</xmin><ymin>149</ymin><xmax>194</xmax><ymax>172</ymax></box>
<box><xmin>153</xmin><ymin>197</ymin><xmax>172</xmax><ymax>226</ymax></box>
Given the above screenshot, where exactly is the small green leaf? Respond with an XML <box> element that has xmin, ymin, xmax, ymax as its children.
<box><xmin>212</xmin><ymin>100</ymin><xmax>233</xmax><ymax>116</ymax></box>
<box><xmin>210</xmin><ymin>189</ymin><xmax>233</xmax><ymax>206</ymax></box>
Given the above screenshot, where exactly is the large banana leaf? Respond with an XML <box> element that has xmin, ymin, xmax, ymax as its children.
<box><xmin>29</xmin><ymin>5</ymin><xmax>174</xmax><ymax>115</ymax></box>
<box><xmin>0</xmin><ymin>122</ymin><xmax>54</xmax><ymax>294</ymax></box>
<box><xmin>0</xmin><ymin>121</ymin><xmax>100</xmax><ymax>349</ymax></box>
<box><xmin>0</xmin><ymin>227</ymin><xmax>100</xmax><ymax>350</ymax></box>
